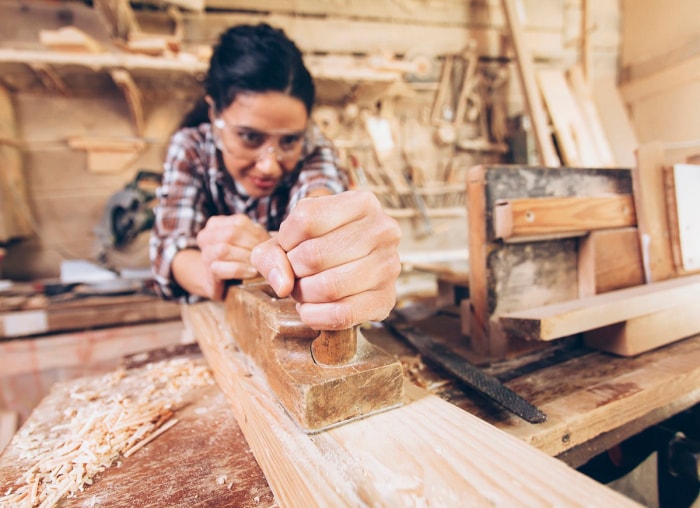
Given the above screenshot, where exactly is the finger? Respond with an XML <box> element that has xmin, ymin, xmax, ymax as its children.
<box><xmin>198</xmin><ymin>215</ymin><xmax>268</xmax><ymax>249</ymax></box>
<box><xmin>295</xmin><ymin>289</ymin><xmax>397</xmax><ymax>330</ymax></box>
<box><xmin>291</xmin><ymin>250</ymin><xmax>401</xmax><ymax>304</ymax></box>
<box><xmin>277</xmin><ymin>190</ymin><xmax>378</xmax><ymax>252</ymax></box>
<box><xmin>285</xmin><ymin>206</ymin><xmax>400</xmax><ymax>278</ymax></box>
<box><xmin>209</xmin><ymin>260</ymin><xmax>258</xmax><ymax>280</ymax></box>
<box><xmin>250</xmin><ymin>238</ymin><xmax>296</xmax><ymax>297</ymax></box>
<box><xmin>200</xmin><ymin>242</ymin><xmax>254</xmax><ymax>266</ymax></box>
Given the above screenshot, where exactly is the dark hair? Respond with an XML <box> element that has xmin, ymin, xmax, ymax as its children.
<box><xmin>207</xmin><ymin>23</ymin><xmax>314</xmax><ymax>114</ymax></box>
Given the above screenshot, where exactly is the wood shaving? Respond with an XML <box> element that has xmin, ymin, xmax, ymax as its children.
<box><xmin>0</xmin><ymin>357</ymin><xmax>214</xmax><ymax>508</ymax></box>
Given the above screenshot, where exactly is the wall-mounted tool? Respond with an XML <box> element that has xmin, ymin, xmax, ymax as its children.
<box><xmin>225</xmin><ymin>282</ymin><xmax>405</xmax><ymax>433</ymax></box>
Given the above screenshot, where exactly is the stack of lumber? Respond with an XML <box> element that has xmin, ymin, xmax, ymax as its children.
<box><xmin>467</xmin><ymin>162</ymin><xmax>700</xmax><ymax>358</ymax></box>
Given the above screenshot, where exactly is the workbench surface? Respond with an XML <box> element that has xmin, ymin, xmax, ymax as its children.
<box><xmin>2</xmin><ymin>304</ymin><xmax>699</xmax><ymax>505</ymax></box>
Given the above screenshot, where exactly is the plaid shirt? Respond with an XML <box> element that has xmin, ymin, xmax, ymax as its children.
<box><xmin>149</xmin><ymin>122</ymin><xmax>348</xmax><ymax>302</ymax></box>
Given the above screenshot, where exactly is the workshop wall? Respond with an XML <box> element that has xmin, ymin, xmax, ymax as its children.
<box><xmin>620</xmin><ymin>0</ymin><xmax>700</xmax><ymax>164</ymax></box>
<box><xmin>0</xmin><ymin>0</ymin><xmax>622</xmax><ymax>280</ymax></box>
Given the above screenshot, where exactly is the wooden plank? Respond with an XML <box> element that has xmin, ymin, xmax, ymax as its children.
<box><xmin>0</xmin><ymin>294</ymin><xmax>181</xmax><ymax>339</ymax></box>
<box><xmin>500</xmin><ymin>274</ymin><xmax>700</xmax><ymax>342</ymax></box>
<box><xmin>584</xmin><ymin>300</ymin><xmax>700</xmax><ymax>356</ymax></box>
<box><xmin>0</xmin><ymin>320</ymin><xmax>186</xmax><ymax>424</ymax></box>
<box><xmin>182</xmin><ymin>302</ymin><xmax>640</xmax><ymax>507</ymax></box>
<box><xmin>501</xmin><ymin>0</ymin><xmax>560</xmax><ymax>166</ymax></box>
<box><xmin>577</xmin><ymin>228</ymin><xmax>645</xmax><ymax>297</ymax></box>
<box><xmin>633</xmin><ymin>142</ymin><xmax>675</xmax><ymax>282</ymax></box>
<box><xmin>620</xmin><ymin>53</ymin><xmax>700</xmax><ymax>103</ymax></box>
<box><xmin>591</xmin><ymin>75</ymin><xmax>638</xmax><ymax>168</ymax></box>
<box><xmin>493</xmin><ymin>195</ymin><xmax>636</xmax><ymax>240</ymax></box>
<box><xmin>536</xmin><ymin>68</ymin><xmax>600</xmax><ymax>167</ymax></box>
<box><xmin>39</xmin><ymin>26</ymin><xmax>104</xmax><ymax>53</ymax></box>
<box><xmin>366</xmin><ymin>314</ymin><xmax>700</xmax><ymax>461</ymax></box>
<box><xmin>566</xmin><ymin>65</ymin><xmax>616</xmax><ymax>166</ymax></box>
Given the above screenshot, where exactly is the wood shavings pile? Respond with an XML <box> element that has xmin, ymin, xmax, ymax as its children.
<box><xmin>400</xmin><ymin>354</ymin><xmax>451</xmax><ymax>391</ymax></box>
<box><xmin>0</xmin><ymin>357</ymin><xmax>213</xmax><ymax>508</ymax></box>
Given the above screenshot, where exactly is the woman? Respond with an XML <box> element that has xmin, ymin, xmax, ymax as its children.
<box><xmin>150</xmin><ymin>23</ymin><xmax>401</xmax><ymax>330</ymax></box>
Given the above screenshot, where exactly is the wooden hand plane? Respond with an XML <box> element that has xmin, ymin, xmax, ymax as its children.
<box><xmin>224</xmin><ymin>282</ymin><xmax>404</xmax><ymax>433</ymax></box>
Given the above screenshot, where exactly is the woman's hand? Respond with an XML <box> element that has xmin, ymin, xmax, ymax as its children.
<box><xmin>195</xmin><ymin>214</ymin><xmax>270</xmax><ymax>300</ymax></box>
<box><xmin>251</xmin><ymin>190</ymin><xmax>402</xmax><ymax>329</ymax></box>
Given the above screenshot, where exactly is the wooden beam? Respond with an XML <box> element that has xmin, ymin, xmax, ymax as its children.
<box><xmin>110</xmin><ymin>69</ymin><xmax>145</xmax><ymax>136</ymax></box>
<box><xmin>633</xmin><ymin>142</ymin><xmax>675</xmax><ymax>282</ymax></box>
<box><xmin>29</xmin><ymin>63</ymin><xmax>69</xmax><ymax>96</ymax></box>
<box><xmin>501</xmin><ymin>0</ymin><xmax>560</xmax><ymax>166</ymax></box>
<box><xmin>493</xmin><ymin>195</ymin><xmax>636</xmax><ymax>240</ymax></box>
<box><xmin>182</xmin><ymin>302</ymin><xmax>640</xmax><ymax>507</ymax></box>
<box><xmin>500</xmin><ymin>274</ymin><xmax>700</xmax><ymax>342</ymax></box>
<box><xmin>536</xmin><ymin>68</ymin><xmax>600</xmax><ymax>167</ymax></box>
<box><xmin>591</xmin><ymin>75</ymin><xmax>638</xmax><ymax>168</ymax></box>
<box><xmin>567</xmin><ymin>65</ymin><xmax>616</xmax><ymax>166</ymax></box>
<box><xmin>577</xmin><ymin>227</ymin><xmax>645</xmax><ymax>297</ymax></box>
<box><xmin>584</xmin><ymin>300</ymin><xmax>700</xmax><ymax>356</ymax></box>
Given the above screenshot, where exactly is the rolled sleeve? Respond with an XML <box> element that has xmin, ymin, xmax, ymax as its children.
<box><xmin>149</xmin><ymin>129</ymin><xmax>211</xmax><ymax>301</ymax></box>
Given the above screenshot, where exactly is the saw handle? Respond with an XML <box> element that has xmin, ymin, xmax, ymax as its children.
<box><xmin>311</xmin><ymin>328</ymin><xmax>357</xmax><ymax>366</ymax></box>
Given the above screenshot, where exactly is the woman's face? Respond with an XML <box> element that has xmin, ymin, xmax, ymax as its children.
<box><xmin>209</xmin><ymin>92</ymin><xmax>308</xmax><ymax>198</ymax></box>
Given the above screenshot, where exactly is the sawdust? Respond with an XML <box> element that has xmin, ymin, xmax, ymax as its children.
<box><xmin>0</xmin><ymin>357</ymin><xmax>214</xmax><ymax>508</ymax></box>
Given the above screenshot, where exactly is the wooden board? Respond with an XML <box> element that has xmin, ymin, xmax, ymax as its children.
<box><xmin>591</xmin><ymin>75</ymin><xmax>638</xmax><ymax>168</ymax></box>
<box><xmin>363</xmin><ymin>316</ymin><xmax>700</xmax><ymax>463</ymax></box>
<box><xmin>566</xmin><ymin>65</ymin><xmax>616</xmax><ymax>166</ymax></box>
<box><xmin>493</xmin><ymin>195</ymin><xmax>636</xmax><ymax>240</ymax></box>
<box><xmin>499</xmin><ymin>273</ymin><xmax>700</xmax><ymax>342</ymax></box>
<box><xmin>577</xmin><ymin>227</ymin><xmax>645</xmax><ymax>296</ymax></box>
<box><xmin>0</xmin><ymin>319</ymin><xmax>185</xmax><ymax>423</ymax></box>
<box><xmin>536</xmin><ymin>68</ymin><xmax>600</xmax><ymax>167</ymax></box>
<box><xmin>466</xmin><ymin>164</ymin><xmax>633</xmax><ymax>359</ymax></box>
<box><xmin>501</xmin><ymin>0</ymin><xmax>560</xmax><ymax>167</ymax></box>
<box><xmin>0</xmin><ymin>293</ymin><xmax>181</xmax><ymax>339</ymax></box>
<box><xmin>183</xmin><ymin>302</ymin><xmax>640</xmax><ymax>507</ymax></box>
<box><xmin>584</xmin><ymin>300</ymin><xmax>700</xmax><ymax>356</ymax></box>
<box><xmin>633</xmin><ymin>142</ymin><xmax>675</xmax><ymax>282</ymax></box>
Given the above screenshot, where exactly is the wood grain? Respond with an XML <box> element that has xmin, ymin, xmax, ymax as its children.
<box><xmin>633</xmin><ymin>141</ymin><xmax>675</xmax><ymax>282</ymax></box>
<box><xmin>585</xmin><ymin>300</ymin><xmax>700</xmax><ymax>356</ymax></box>
<box><xmin>577</xmin><ymin>227</ymin><xmax>645</xmax><ymax>296</ymax></box>
<box><xmin>184</xmin><ymin>302</ymin><xmax>640</xmax><ymax>507</ymax></box>
<box><xmin>501</xmin><ymin>0</ymin><xmax>560</xmax><ymax>166</ymax></box>
<box><xmin>493</xmin><ymin>195</ymin><xmax>636</xmax><ymax>240</ymax></box>
<box><xmin>500</xmin><ymin>273</ymin><xmax>700</xmax><ymax>341</ymax></box>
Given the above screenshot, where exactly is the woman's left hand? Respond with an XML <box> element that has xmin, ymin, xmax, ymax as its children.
<box><xmin>251</xmin><ymin>190</ymin><xmax>402</xmax><ymax>330</ymax></box>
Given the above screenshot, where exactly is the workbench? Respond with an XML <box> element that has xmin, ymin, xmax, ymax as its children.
<box><xmin>2</xmin><ymin>301</ymin><xmax>699</xmax><ymax>505</ymax></box>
